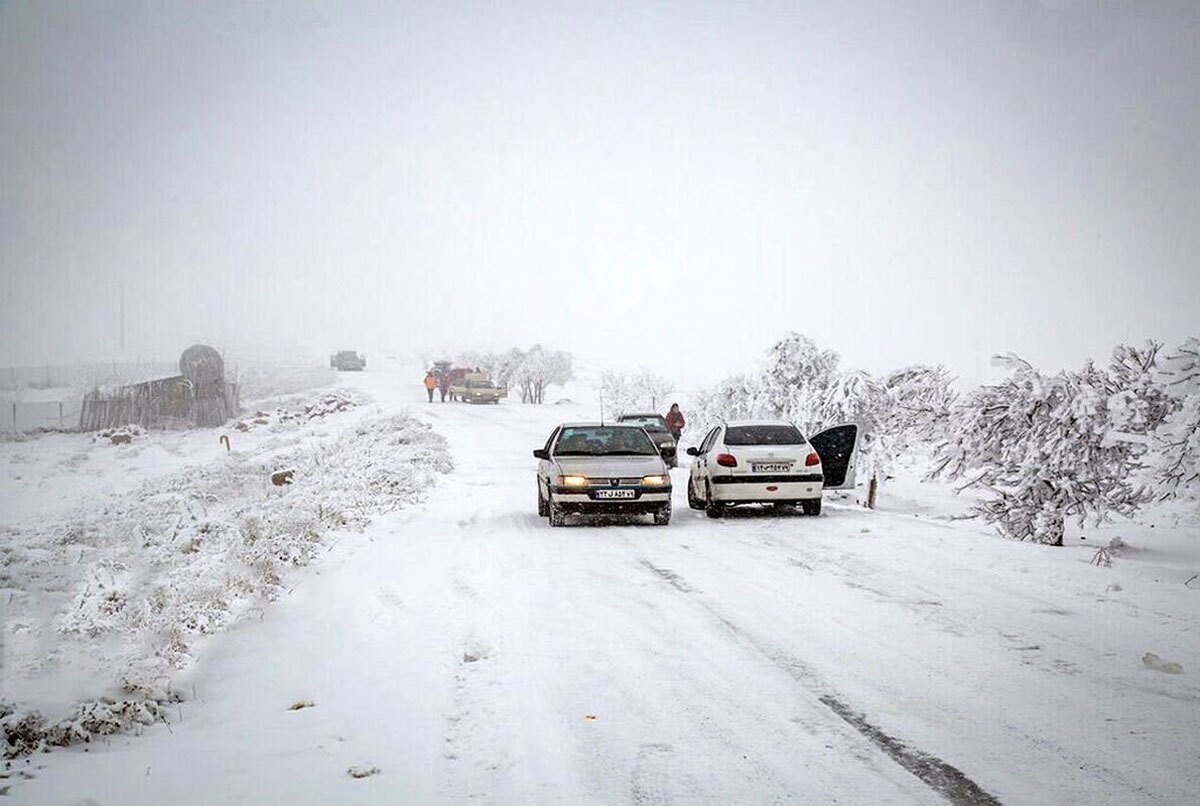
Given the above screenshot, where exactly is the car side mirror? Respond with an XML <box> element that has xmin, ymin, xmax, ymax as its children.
<box><xmin>686</xmin><ymin>447</ymin><xmax>699</xmax><ymax>457</ymax></box>
<box><xmin>533</xmin><ymin>449</ymin><xmax>549</xmax><ymax>460</ymax></box>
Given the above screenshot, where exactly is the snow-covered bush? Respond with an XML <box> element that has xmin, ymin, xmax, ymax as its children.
<box><xmin>883</xmin><ymin>364</ymin><xmax>958</xmax><ymax>445</ymax></box>
<box><xmin>930</xmin><ymin>348</ymin><xmax>1163</xmax><ymax>545</ymax></box>
<box><xmin>598</xmin><ymin>369</ymin><xmax>674</xmax><ymax>417</ymax></box>
<box><xmin>757</xmin><ymin>332</ymin><xmax>841</xmax><ymax>426</ymax></box>
<box><xmin>1153</xmin><ymin>337</ymin><xmax>1200</xmax><ymax>497</ymax></box>
<box><xmin>820</xmin><ymin>370</ymin><xmax>894</xmax><ymax>480</ymax></box>
<box><xmin>690</xmin><ymin>372</ymin><xmax>764</xmax><ymax>438</ymax></box>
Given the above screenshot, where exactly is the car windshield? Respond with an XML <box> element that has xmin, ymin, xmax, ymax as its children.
<box><xmin>554</xmin><ymin>426</ymin><xmax>658</xmax><ymax>456</ymax></box>
<box><xmin>724</xmin><ymin>425</ymin><xmax>805</xmax><ymax>446</ymax></box>
<box><xmin>466</xmin><ymin>379</ymin><xmax>495</xmax><ymax>388</ymax></box>
<box><xmin>619</xmin><ymin>415</ymin><xmax>668</xmax><ymax>432</ymax></box>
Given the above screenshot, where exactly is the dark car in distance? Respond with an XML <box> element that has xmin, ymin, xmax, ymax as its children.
<box><xmin>617</xmin><ymin>413</ymin><xmax>678</xmax><ymax>467</ymax></box>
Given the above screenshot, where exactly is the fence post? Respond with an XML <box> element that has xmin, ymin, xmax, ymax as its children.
<box><xmin>11</xmin><ymin>401</ymin><xmax>16</xmax><ymax>433</ymax></box>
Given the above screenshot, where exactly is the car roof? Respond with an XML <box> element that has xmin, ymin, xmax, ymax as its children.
<box><xmin>558</xmin><ymin>422</ymin><xmax>644</xmax><ymax>428</ymax></box>
<box><xmin>722</xmin><ymin>420</ymin><xmax>799</xmax><ymax>428</ymax></box>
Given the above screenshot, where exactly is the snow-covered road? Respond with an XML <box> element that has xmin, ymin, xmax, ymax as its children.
<box><xmin>11</xmin><ymin>366</ymin><xmax>1199</xmax><ymax>804</ymax></box>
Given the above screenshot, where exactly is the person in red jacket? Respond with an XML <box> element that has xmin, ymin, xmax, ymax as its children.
<box><xmin>438</xmin><ymin>373</ymin><xmax>451</xmax><ymax>403</ymax></box>
<box><xmin>665</xmin><ymin>403</ymin><xmax>685</xmax><ymax>441</ymax></box>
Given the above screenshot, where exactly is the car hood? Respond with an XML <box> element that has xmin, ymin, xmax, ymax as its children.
<box><xmin>552</xmin><ymin>455</ymin><xmax>667</xmax><ymax>478</ymax></box>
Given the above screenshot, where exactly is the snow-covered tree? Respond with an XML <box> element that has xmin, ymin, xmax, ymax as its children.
<box><xmin>883</xmin><ymin>364</ymin><xmax>958</xmax><ymax>445</ymax></box>
<box><xmin>930</xmin><ymin>350</ymin><xmax>1159</xmax><ymax>545</ymax></box>
<box><xmin>599</xmin><ymin>369</ymin><xmax>675</xmax><ymax>418</ymax></box>
<box><xmin>690</xmin><ymin>372</ymin><xmax>763</xmax><ymax>438</ymax></box>
<box><xmin>1153</xmin><ymin>337</ymin><xmax>1200</xmax><ymax>497</ymax></box>
<box><xmin>513</xmin><ymin>345</ymin><xmax>573</xmax><ymax>404</ymax></box>
<box><xmin>820</xmin><ymin>370</ymin><xmax>894</xmax><ymax>480</ymax></box>
<box><xmin>756</xmin><ymin>332</ymin><xmax>840</xmax><ymax>426</ymax></box>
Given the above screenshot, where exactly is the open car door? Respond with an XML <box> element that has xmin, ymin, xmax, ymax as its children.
<box><xmin>809</xmin><ymin>423</ymin><xmax>859</xmax><ymax>490</ymax></box>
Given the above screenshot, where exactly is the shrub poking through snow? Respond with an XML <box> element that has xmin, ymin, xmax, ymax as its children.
<box><xmin>1</xmin><ymin>410</ymin><xmax>451</xmax><ymax>757</ymax></box>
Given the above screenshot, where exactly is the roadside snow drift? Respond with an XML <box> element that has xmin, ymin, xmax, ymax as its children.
<box><xmin>1</xmin><ymin>394</ymin><xmax>451</xmax><ymax>757</ymax></box>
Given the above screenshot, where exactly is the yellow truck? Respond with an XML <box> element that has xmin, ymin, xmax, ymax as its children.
<box><xmin>449</xmin><ymin>373</ymin><xmax>507</xmax><ymax>404</ymax></box>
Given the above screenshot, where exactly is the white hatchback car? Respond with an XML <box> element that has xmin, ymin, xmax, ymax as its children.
<box><xmin>685</xmin><ymin>421</ymin><xmax>859</xmax><ymax>517</ymax></box>
<box><xmin>535</xmin><ymin>423</ymin><xmax>673</xmax><ymax>526</ymax></box>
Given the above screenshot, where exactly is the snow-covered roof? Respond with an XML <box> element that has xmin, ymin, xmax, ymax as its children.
<box><xmin>722</xmin><ymin>419</ymin><xmax>797</xmax><ymax>428</ymax></box>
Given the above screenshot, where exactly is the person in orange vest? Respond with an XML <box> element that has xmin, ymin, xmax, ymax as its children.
<box><xmin>423</xmin><ymin>371</ymin><xmax>437</xmax><ymax>403</ymax></box>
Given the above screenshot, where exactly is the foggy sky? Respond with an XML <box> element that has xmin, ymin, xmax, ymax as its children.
<box><xmin>2</xmin><ymin>1</ymin><xmax>1197</xmax><ymax>385</ymax></box>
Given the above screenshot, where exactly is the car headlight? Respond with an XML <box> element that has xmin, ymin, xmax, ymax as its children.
<box><xmin>559</xmin><ymin>475</ymin><xmax>589</xmax><ymax>488</ymax></box>
<box><xmin>662</xmin><ymin>440</ymin><xmax>676</xmax><ymax>448</ymax></box>
<box><xmin>641</xmin><ymin>475</ymin><xmax>669</xmax><ymax>486</ymax></box>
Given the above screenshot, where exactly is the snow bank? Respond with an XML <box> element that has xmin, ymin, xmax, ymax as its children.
<box><xmin>1</xmin><ymin>402</ymin><xmax>451</xmax><ymax>757</ymax></box>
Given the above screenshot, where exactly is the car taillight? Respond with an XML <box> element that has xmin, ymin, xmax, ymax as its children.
<box><xmin>716</xmin><ymin>453</ymin><xmax>738</xmax><ymax>468</ymax></box>
<box><xmin>805</xmin><ymin>452</ymin><xmax>820</xmax><ymax>466</ymax></box>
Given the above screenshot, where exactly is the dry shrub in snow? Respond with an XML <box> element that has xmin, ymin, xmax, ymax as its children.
<box><xmin>2</xmin><ymin>410</ymin><xmax>450</xmax><ymax>757</ymax></box>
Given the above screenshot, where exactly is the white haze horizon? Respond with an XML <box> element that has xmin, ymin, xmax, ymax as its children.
<box><xmin>3</xmin><ymin>1</ymin><xmax>1198</xmax><ymax>389</ymax></box>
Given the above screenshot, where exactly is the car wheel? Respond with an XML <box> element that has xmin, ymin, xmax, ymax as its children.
<box><xmin>549</xmin><ymin>500</ymin><xmax>567</xmax><ymax>527</ymax></box>
<box><xmin>653</xmin><ymin>501</ymin><xmax>672</xmax><ymax>526</ymax></box>
<box><xmin>687</xmin><ymin>478</ymin><xmax>703</xmax><ymax>510</ymax></box>
<box><xmin>537</xmin><ymin>481</ymin><xmax>548</xmax><ymax>517</ymax></box>
<box><xmin>704</xmin><ymin>482</ymin><xmax>724</xmax><ymax>519</ymax></box>
<box><xmin>801</xmin><ymin>498</ymin><xmax>822</xmax><ymax>516</ymax></box>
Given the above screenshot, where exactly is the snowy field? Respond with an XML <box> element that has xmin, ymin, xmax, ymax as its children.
<box><xmin>2</xmin><ymin>363</ymin><xmax>1198</xmax><ymax>804</ymax></box>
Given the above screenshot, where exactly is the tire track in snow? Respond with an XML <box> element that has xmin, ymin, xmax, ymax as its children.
<box><xmin>635</xmin><ymin>556</ymin><xmax>1002</xmax><ymax>806</ymax></box>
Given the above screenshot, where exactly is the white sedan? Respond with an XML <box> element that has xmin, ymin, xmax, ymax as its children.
<box><xmin>686</xmin><ymin>421</ymin><xmax>859</xmax><ymax>518</ymax></box>
<box><xmin>535</xmin><ymin>423</ymin><xmax>673</xmax><ymax>526</ymax></box>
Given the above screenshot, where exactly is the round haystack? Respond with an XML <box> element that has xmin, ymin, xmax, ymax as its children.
<box><xmin>179</xmin><ymin>344</ymin><xmax>225</xmax><ymax>392</ymax></box>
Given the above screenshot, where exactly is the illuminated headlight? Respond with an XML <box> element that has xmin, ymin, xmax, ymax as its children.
<box><xmin>662</xmin><ymin>440</ymin><xmax>676</xmax><ymax>449</ymax></box>
<box><xmin>559</xmin><ymin>475</ymin><xmax>589</xmax><ymax>488</ymax></box>
<box><xmin>641</xmin><ymin>475</ymin><xmax>670</xmax><ymax>486</ymax></box>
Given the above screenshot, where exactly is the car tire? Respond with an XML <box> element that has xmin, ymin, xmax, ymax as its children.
<box><xmin>801</xmin><ymin>498</ymin><xmax>822</xmax><ymax>516</ymax></box>
<box><xmin>549</xmin><ymin>500</ymin><xmax>567</xmax><ymax>527</ymax></box>
<box><xmin>537</xmin><ymin>481</ymin><xmax>548</xmax><ymax>517</ymax></box>
<box><xmin>687</xmin><ymin>479</ymin><xmax>703</xmax><ymax>510</ymax></box>
<box><xmin>653</xmin><ymin>502</ymin><xmax>672</xmax><ymax>526</ymax></box>
<box><xmin>704</xmin><ymin>483</ymin><xmax>724</xmax><ymax>519</ymax></box>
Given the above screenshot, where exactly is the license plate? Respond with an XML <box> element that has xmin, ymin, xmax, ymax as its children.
<box><xmin>752</xmin><ymin>462</ymin><xmax>792</xmax><ymax>473</ymax></box>
<box><xmin>594</xmin><ymin>489</ymin><xmax>636</xmax><ymax>499</ymax></box>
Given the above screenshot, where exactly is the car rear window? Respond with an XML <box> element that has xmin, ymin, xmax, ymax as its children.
<box><xmin>724</xmin><ymin>425</ymin><xmax>805</xmax><ymax>446</ymax></box>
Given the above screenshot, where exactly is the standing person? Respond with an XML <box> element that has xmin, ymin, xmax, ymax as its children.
<box><xmin>438</xmin><ymin>372</ymin><xmax>451</xmax><ymax>403</ymax></box>
<box><xmin>424</xmin><ymin>371</ymin><xmax>437</xmax><ymax>403</ymax></box>
<box><xmin>665</xmin><ymin>403</ymin><xmax>685</xmax><ymax>441</ymax></box>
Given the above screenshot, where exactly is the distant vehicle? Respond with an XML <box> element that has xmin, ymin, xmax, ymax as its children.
<box><xmin>330</xmin><ymin>350</ymin><xmax>366</xmax><ymax>371</ymax></box>
<box><xmin>686</xmin><ymin>421</ymin><xmax>859</xmax><ymax>518</ymax></box>
<box><xmin>534</xmin><ymin>423</ymin><xmax>672</xmax><ymax>526</ymax></box>
<box><xmin>450</xmin><ymin>373</ymin><xmax>507</xmax><ymax>404</ymax></box>
<box><xmin>616</xmin><ymin>413</ymin><xmax>678</xmax><ymax>467</ymax></box>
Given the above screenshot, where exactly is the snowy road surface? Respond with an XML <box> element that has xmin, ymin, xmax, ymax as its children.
<box><xmin>10</xmin><ymin>366</ymin><xmax>1199</xmax><ymax>804</ymax></box>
